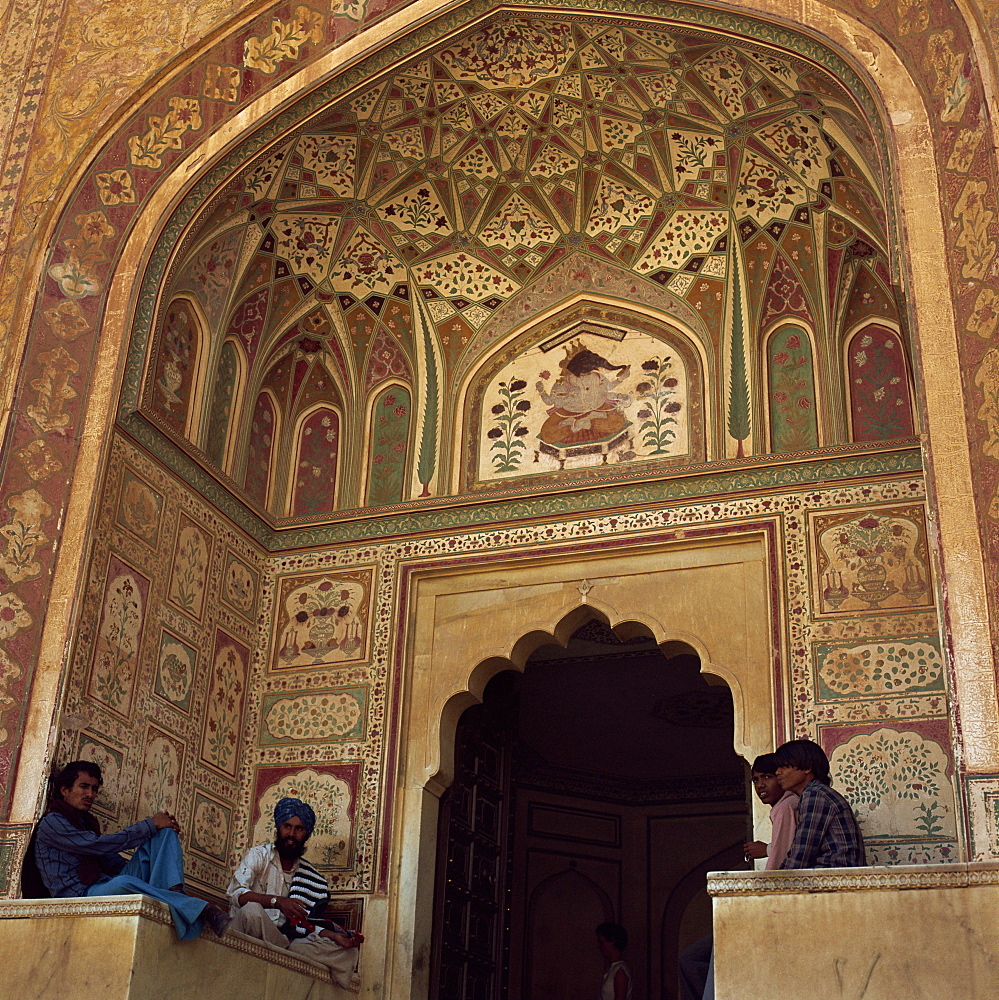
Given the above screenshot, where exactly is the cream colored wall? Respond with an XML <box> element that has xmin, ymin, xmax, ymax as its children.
<box><xmin>0</xmin><ymin>896</ymin><xmax>355</xmax><ymax>1000</ymax></box>
<box><xmin>710</xmin><ymin>864</ymin><xmax>999</xmax><ymax>999</ymax></box>
<box><xmin>392</xmin><ymin>535</ymin><xmax>774</xmax><ymax>998</ymax></box>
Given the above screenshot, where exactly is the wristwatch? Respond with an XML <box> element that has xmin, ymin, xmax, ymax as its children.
<box><xmin>269</xmin><ymin>896</ymin><xmax>278</xmax><ymax>907</ymax></box>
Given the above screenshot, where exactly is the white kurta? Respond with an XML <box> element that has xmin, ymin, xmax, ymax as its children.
<box><xmin>227</xmin><ymin>843</ymin><xmax>358</xmax><ymax>987</ymax></box>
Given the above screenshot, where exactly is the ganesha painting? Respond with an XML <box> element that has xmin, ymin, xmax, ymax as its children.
<box><xmin>476</xmin><ymin>326</ymin><xmax>694</xmax><ymax>483</ymax></box>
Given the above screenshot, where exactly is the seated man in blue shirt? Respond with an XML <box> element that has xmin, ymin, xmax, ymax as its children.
<box><xmin>773</xmin><ymin>738</ymin><xmax>866</xmax><ymax>869</ymax></box>
<box><xmin>32</xmin><ymin>759</ymin><xmax>230</xmax><ymax>940</ymax></box>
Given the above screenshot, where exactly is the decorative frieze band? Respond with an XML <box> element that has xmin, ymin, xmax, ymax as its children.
<box><xmin>707</xmin><ymin>862</ymin><xmax>999</xmax><ymax>896</ymax></box>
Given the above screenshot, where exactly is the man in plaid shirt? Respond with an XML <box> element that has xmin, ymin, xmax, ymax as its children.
<box><xmin>774</xmin><ymin>739</ymin><xmax>866</xmax><ymax>869</ymax></box>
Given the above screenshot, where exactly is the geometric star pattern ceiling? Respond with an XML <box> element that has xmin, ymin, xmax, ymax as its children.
<box><xmin>144</xmin><ymin>16</ymin><xmax>909</xmax><ymax>519</ymax></box>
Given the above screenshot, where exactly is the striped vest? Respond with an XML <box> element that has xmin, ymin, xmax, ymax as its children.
<box><xmin>284</xmin><ymin>858</ymin><xmax>332</xmax><ymax>939</ymax></box>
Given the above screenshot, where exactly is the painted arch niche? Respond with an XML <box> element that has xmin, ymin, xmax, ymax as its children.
<box><xmin>138</xmin><ymin>11</ymin><xmax>911</xmax><ymax>516</ymax></box>
<box><xmin>466</xmin><ymin>307</ymin><xmax>706</xmax><ymax>488</ymax></box>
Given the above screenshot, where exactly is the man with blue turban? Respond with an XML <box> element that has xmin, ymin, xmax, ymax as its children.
<box><xmin>227</xmin><ymin>796</ymin><xmax>364</xmax><ymax>987</ymax></box>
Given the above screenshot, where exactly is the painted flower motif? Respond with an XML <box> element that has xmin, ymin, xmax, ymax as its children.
<box><xmin>16</xmin><ymin>438</ymin><xmax>63</xmax><ymax>481</ymax></box>
<box><xmin>0</xmin><ymin>591</ymin><xmax>32</xmax><ymax>640</ymax></box>
<box><xmin>898</xmin><ymin>0</ymin><xmax>929</xmax><ymax>36</ymax></box>
<box><xmin>968</xmin><ymin>287</ymin><xmax>999</xmax><ymax>341</ymax></box>
<box><xmin>47</xmin><ymin>261</ymin><xmax>100</xmax><ymax>299</ymax></box>
<box><xmin>77</xmin><ymin>211</ymin><xmax>115</xmax><ymax>245</ymax></box>
<box><xmin>96</xmin><ymin>169</ymin><xmax>136</xmax><ymax>207</ymax></box>
<box><xmin>203</xmin><ymin>62</ymin><xmax>241</xmax><ymax>103</ymax></box>
<box><xmin>43</xmin><ymin>300</ymin><xmax>90</xmax><ymax>341</ymax></box>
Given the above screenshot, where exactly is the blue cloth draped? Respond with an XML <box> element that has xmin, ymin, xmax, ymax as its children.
<box><xmin>86</xmin><ymin>828</ymin><xmax>207</xmax><ymax>941</ymax></box>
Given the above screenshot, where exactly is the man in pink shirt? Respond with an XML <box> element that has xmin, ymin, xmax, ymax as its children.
<box><xmin>744</xmin><ymin>752</ymin><xmax>799</xmax><ymax>869</ymax></box>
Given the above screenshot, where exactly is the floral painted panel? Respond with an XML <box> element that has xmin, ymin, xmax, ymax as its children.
<box><xmin>244</xmin><ymin>391</ymin><xmax>276</xmax><ymax>508</ymax></box>
<box><xmin>167</xmin><ymin>513</ymin><xmax>212</xmax><ymax>621</ymax></box>
<box><xmin>220</xmin><ymin>548</ymin><xmax>258</xmax><ymax>620</ymax></box>
<box><xmin>767</xmin><ymin>326</ymin><xmax>818</xmax><ymax>452</ymax></box>
<box><xmin>86</xmin><ymin>554</ymin><xmax>151</xmax><ymax>719</ymax></box>
<box><xmin>260</xmin><ymin>687</ymin><xmax>368</xmax><ymax>745</ymax></box>
<box><xmin>146</xmin><ymin>298</ymin><xmax>200</xmax><ymax>436</ymax></box>
<box><xmin>366</xmin><ymin>387</ymin><xmax>410</xmax><ymax>507</ymax></box>
<box><xmin>204</xmin><ymin>340</ymin><xmax>239</xmax><ymax>468</ymax></box>
<box><xmin>810</xmin><ymin>505</ymin><xmax>933</xmax><ymax>617</ymax></box>
<box><xmin>829</xmin><ymin>725</ymin><xmax>957</xmax><ymax>864</ymax></box>
<box><xmin>136</xmin><ymin>725</ymin><xmax>184</xmax><ymax>821</ymax></box>
<box><xmin>153</xmin><ymin>628</ymin><xmax>198</xmax><ymax>713</ymax></box>
<box><xmin>76</xmin><ymin>733</ymin><xmax>126</xmax><ymax>823</ymax></box>
<box><xmin>190</xmin><ymin>788</ymin><xmax>233</xmax><ymax>865</ymax></box>
<box><xmin>115</xmin><ymin>468</ymin><xmax>163</xmax><ymax>547</ymax></box>
<box><xmin>291</xmin><ymin>406</ymin><xmax>339</xmax><ymax>517</ymax></box>
<box><xmin>252</xmin><ymin>764</ymin><xmax>360</xmax><ymax>870</ymax></box>
<box><xmin>814</xmin><ymin>638</ymin><xmax>945</xmax><ymax>702</ymax></box>
<box><xmin>271</xmin><ymin>568</ymin><xmax>372</xmax><ymax>670</ymax></box>
<box><xmin>199</xmin><ymin>629</ymin><xmax>249</xmax><ymax>778</ymax></box>
<box><xmin>477</xmin><ymin>330</ymin><xmax>691</xmax><ymax>482</ymax></box>
<box><xmin>847</xmin><ymin>325</ymin><xmax>916</xmax><ymax>441</ymax></box>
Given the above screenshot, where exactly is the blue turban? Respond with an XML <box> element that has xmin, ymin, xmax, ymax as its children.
<box><xmin>274</xmin><ymin>796</ymin><xmax>316</xmax><ymax>835</ymax></box>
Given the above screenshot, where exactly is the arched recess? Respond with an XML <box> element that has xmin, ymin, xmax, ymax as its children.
<box><xmin>143</xmin><ymin>293</ymin><xmax>209</xmax><ymax>441</ymax></box>
<box><xmin>242</xmin><ymin>388</ymin><xmax>279</xmax><ymax>510</ymax></box>
<box><xmin>660</xmin><ymin>840</ymin><xmax>745</xmax><ymax>1000</ymax></box>
<box><xmin>527</xmin><ymin>869</ymin><xmax>614</xmax><ymax>999</ymax></box>
<box><xmin>453</xmin><ymin>298</ymin><xmax>710</xmax><ymax>493</ymax></box>
<box><xmin>287</xmin><ymin>402</ymin><xmax>342</xmax><ymax>516</ymax></box>
<box><xmin>202</xmin><ymin>336</ymin><xmax>246</xmax><ymax>472</ymax></box>
<box><xmin>363</xmin><ymin>381</ymin><xmax>413</xmax><ymax>507</ymax></box>
<box><xmin>764</xmin><ymin>323</ymin><xmax>820</xmax><ymax>452</ymax></box>
<box><xmin>398</xmin><ymin>533</ymin><xmax>775</xmax><ymax>998</ymax></box>
<box><xmin>843</xmin><ymin>322</ymin><xmax>916</xmax><ymax>442</ymax></box>
<box><xmin>9</xmin><ymin>0</ymin><xmax>998</xmax><ymax>984</ymax></box>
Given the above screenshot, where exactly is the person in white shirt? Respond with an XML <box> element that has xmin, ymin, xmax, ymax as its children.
<box><xmin>227</xmin><ymin>797</ymin><xmax>363</xmax><ymax>986</ymax></box>
<box><xmin>596</xmin><ymin>922</ymin><xmax>633</xmax><ymax>1000</ymax></box>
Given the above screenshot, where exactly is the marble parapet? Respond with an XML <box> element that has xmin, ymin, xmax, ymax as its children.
<box><xmin>708</xmin><ymin>862</ymin><xmax>999</xmax><ymax>999</ymax></box>
<box><xmin>0</xmin><ymin>895</ymin><xmax>359</xmax><ymax>1000</ymax></box>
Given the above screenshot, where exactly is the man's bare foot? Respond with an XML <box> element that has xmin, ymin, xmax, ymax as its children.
<box><xmin>202</xmin><ymin>902</ymin><xmax>231</xmax><ymax>937</ymax></box>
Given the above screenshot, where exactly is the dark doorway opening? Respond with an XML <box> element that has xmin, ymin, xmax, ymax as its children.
<box><xmin>429</xmin><ymin>617</ymin><xmax>748</xmax><ymax>1000</ymax></box>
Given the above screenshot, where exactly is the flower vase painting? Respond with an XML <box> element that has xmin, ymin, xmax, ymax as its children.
<box><xmin>812</xmin><ymin>507</ymin><xmax>933</xmax><ymax>616</ymax></box>
<box><xmin>271</xmin><ymin>569</ymin><xmax>373</xmax><ymax>670</ymax></box>
<box><xmin>476</xmin><ymin>328</ymin><xmax>696</xmax><ymax>483</ymax></box>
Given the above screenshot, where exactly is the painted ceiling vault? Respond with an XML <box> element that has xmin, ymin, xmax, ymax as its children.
<box><xmin>139</xmin><ymin>14</ymin><xmax>915</xmax><ymax>521</ymax></box>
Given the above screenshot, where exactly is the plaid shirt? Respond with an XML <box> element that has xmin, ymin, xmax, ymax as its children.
<box><xmin>779</xmin><ymin>780</ymin><xmax>866</xmax><ymax>869</ymax></box>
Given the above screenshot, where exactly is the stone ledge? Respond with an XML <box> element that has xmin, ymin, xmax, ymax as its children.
<box><xmin>707</xmin><ymin>860</ymin><xmax>999</xmax><ymax>895</ymax></box>
<box><xmin>0</xmin><ymin>895</ymin><xmax>360</xmax><ymax>997</ymax></box>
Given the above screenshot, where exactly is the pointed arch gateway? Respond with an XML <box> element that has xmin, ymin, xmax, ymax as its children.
<box><xmin>401</xmin><ymin>532</ymin><xmax>776</xmax><ymax>998</ymax></box>
<box><xmin>429</xmin><ymin>623</ymin><xmax>749</xmax><ymax>1000</ymax></box>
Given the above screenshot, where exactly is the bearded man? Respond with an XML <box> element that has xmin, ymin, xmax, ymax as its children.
<box><xmin>227</xmin><ymin>797</ymin><xmax>363</xmax><ymax>986</ymax></box>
